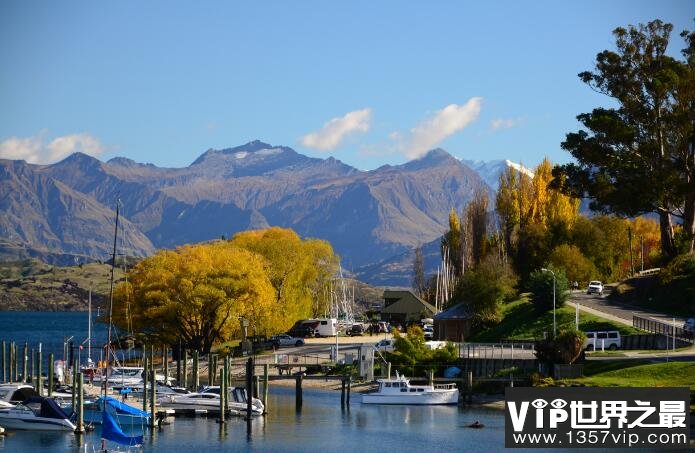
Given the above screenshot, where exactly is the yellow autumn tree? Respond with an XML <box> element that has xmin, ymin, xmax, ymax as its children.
<box><xmin>230</xmin><ymin>227</ymin><xmax>339</xmax><ymax>331</ymax></box>
<box><xmin>112</xmin><ymin>241</ymin><xmax>275</xmax><ymax>352</ymax></box>
<box><xmin>631</xmin><ymin>216</ymin><xmax>661</xmax><ymax>270</ymax></box>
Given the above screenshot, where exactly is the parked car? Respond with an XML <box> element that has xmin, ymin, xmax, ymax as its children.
<box><xmin>347</xmin><ymin>323</ymin><xmax>365</xmax><ymax>336</ymax></box>
<box><xmin>423</xmin><ymin>324</ymin><xmax>434</xmax><ymax>340</ymax></box>
<box><xmin>374</xmin><ymin>338</ymin><xmax>395</xmax><ymax>353</ymax></box>
<box><xmin>683</xmin><ymin>318</ymin><xmax>695</xmax><ymax>333</ymax></box>
<box><xmin>584</xmin><ymin>331</ymin><xmax>620</xmax><ymax>350</ymax></box>
<box><xmin>586</xmin><ymin>281</ymin><xmax>604</xmax><ymax>295</ymax></box>
<box><xmin>271</xmin><ymin>334</ymin><xmax>305</xmax><ymax>347</ymax></box>
<box><xmin>288</xmin><ymin>323</ymin><xmax>316</xmax><ymax>338</ymax></box>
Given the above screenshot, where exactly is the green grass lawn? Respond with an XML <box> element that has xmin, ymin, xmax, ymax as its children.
<box><xmin>572</xmin><ymin>361</ymin><xmax>695</xmax><ymax>390</ymax></box>
<box><xmin>468</xmin><ymin>296</ymin><xmax>642</xmax><ymax>341</ymax></box>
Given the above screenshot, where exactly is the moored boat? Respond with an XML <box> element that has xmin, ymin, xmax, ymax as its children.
<box><xmin>157</xmin><ymin>386</ymin><xmax>264</xmax><ymax>415</ymax></box>
<box><xmin>361</xmin><ymin>373</ymin><xmax>458</xmax><ymax>405</ymax></box>
<box><xmin>0</xmin><ymin>383</ymin><xmax>39</xmax><ymax>409</ymax></box>
<box><xmin>65</xmin><ymin>396</ymin><xmax>151</xmax><ymax>426</ymax></box>
<box><xmin>0</xmin><ymin>396</ymin><xmax>76</xmax><ymax>431</ymax></box>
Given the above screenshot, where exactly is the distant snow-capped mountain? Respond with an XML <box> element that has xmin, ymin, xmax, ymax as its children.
<box><xmin>462</xmin><ymin>159</ymin><xmax>535</xmax><ymax>190</ymax></box>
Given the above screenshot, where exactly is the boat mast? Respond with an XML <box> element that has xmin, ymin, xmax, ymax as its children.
<box><xmin>105</xmin><ymin>200</ymin><xmax>120</xmax><ymax>393</ymax></box>
<box><xmin>88</xmin><ymin>287</ymin><xmax>92</xmax><ymax>363</ymax></box>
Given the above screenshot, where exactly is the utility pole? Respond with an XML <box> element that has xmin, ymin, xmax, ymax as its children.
<box><xmin>627</xmin><ymin>227</ymin><xmax>634</xmax><ymax>276</ymax></box>
<box><xmin>640</xmin><ymin>235</ymin><xmax>644</xmax><ymax>272</ymax></box>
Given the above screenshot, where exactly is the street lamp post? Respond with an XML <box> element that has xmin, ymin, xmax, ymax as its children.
<box><xmin>541</xmin><ymin>268</ymin><xmax>556</xmax><ymax>337</ymax></box>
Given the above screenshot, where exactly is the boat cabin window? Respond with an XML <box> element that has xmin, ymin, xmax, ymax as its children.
<box><xmin>417</xmin><ymin>389</ymin><xmax>424</xmax><ymax>392</ymax></box>
<box><xmin>409</xmin><ymin>389</ymin><xmax>417</xmax><ymax>392</ymax></box>
<box><xmin>385</xmin><ymin>383</ymin><xmax>391</xmax><ymax>388</ymax></box>
<box><xmin>400</xmin><ymin>388</ymin><xmax>407</xmax><ymax>392</ymax></box>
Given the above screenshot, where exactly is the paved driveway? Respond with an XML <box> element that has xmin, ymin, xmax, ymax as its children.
<box><xmin>571</xmin><ymin>287</ymin><xmax>687</xmax><ymax>326</ymax></box>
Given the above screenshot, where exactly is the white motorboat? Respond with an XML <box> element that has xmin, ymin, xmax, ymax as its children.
<box><xmin>361</xmin><ymin>373</ymin><xmax>459</xmax><ymax>405</ymax></box>
<box><xmin>158</xmin><ymin>386</ymin><xmax>264</xmax><ymax>415</ymax></box>
<box><xmin>0</xmin><ymin>384</ymin><xmax>39</xmax><ymax>409</ymax></box>
<box><xmin>91</xmin><ymin>366</ymin><xmax>173</xmax><ymax>388</ymax></box>
<box><xmin>0</xmin><ymin>396</ymin><xmax>76</xmax><ymax>431</ymax></box>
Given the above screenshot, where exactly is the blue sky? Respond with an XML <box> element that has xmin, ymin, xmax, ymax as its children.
<box><xmin>0</xmin><ymin>1</ymin><xmax>691</xmax><ymax>170</ymax></box>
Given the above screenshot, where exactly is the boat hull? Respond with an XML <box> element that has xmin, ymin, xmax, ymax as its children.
<box><xmin>361</xmin><ymin>390</ymin><xmax>459</xmax><ymax>405</ymax></box>
<box><xmin>0</xmin><ymin>413</ymin><xmax>76</xmax><ymax>431</ymax></box>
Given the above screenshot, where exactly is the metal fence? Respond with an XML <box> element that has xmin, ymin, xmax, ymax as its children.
<box><xmin>633</xmin><ymin>315</ymin><xmax>694</xmax><ymax>345</ymax></box>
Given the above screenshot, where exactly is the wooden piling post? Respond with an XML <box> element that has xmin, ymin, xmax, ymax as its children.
<box><xmin>76</xmin><ymin>372</ymin><xmax>84</xmax><ymax>433</ymax></box>
<box><xmin>182</xmin><ymin>349</ymin><xmax>188</xmax><ymax>390</ymax></box>
<box><xmin>71</xmin><ymin>360</ymin><xmax>77</xmax><ymax>412</ymax></box>
<box><xmin>223</xmin><ymin>356</ymin><xmax>229</xmax><ymax>412</ymax></box>
<box><xmin>9</xmin><ymin>342</ymin><xmax>15</xmax><ymax>382</ymax></box>
<box><xmin>30</xmin><ymin>348</ymin><xmax>34</xmax><ymax>384</ymax></box>
<box><xmin>163</xmin><ymin>346</ymin><xmax>168</xmax><ymax>384</ymax></box>
<box><xmin>467</xmin><ymin>371</ymin><xmax>473</xmax><ymax>403</ymax></box>
<box><xmin>1</xmin><ymin>340</ymin><xmax>5</xmax><ymax>383</ymax></box>
<box><xmin>13</xmin><ymin>342</ymin><xmax>19</xmax><ymax>383</ymax></box>
<box><xmin>387</xmin><ymin>362</ymin><xmax>391</xmax><ymax>379</ymax></box>
<box><xmin>23</xmin><ymin>342</ymin><xmax>28</xmax><ymax>383</ymax></box>
<box><xmin>428</xmin><ymin>369</ymin><xmax>433</xmax><ymax>386</ymax></box>
<box><xmin>295</xmin><ymin>373</ymin><xmax>303</xmax><ymax>410</ymax></box>
<box><xmin>150</xmin><ymin>346</ymin><xmax>156</xmax><ymax>429</ymax></box>
<box><xmin>37</xmin><ymin>350</ymin><xmax>42</xmax><ymax>396</ymax></box>
<box><xmin>346</xmin><ymin>376</ymin><xmax>351</xmax><ymax>406</ymax></box>
<box><xmin>211</xmin><ymin>354</ymin><xmax>217</xmax><ymax>386</ymax></box>
<box><xmin>262</xmin><ymin>364</ymin><xmax>269</xmax><ymax>414</ymax></box>
<box><xmin>218</xmin><ymin>368</ymin><xmax>225</xmax><ymax>424</ymax></box>
<box><xmin>253</xmin><ymin>375</ymin><xmax>259</xmax><ymax>399</ymax></box>
<box><xmin>143</xmin><ymin>350</ymin><xmax>149</xmax><ymax>412</ymax></box>
<box><xmin>48</xmin><ymin>353</ymin><xmax>54</xmax><ymax>396</ymax></box>
<box><xmin>246</xmin><ymin>358</ymin><xmax>254</xmax><ymax>417</ymax></box>
<box><xmin>192</xmin><ymin>350</ymin><xmax>199</xmax><ymax>391</ymax></box>
<box><xmin>176</xmin><ymin>347</ymin><xmax>181</xmax><ymax>386</ymax></box>
<box><xmin>340</xmin><ymin>378</ymin><xmax>346</xmax><ymax>408</ymax></box>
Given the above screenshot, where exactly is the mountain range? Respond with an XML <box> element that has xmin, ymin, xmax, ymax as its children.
<box><xmin>0</xmin><ymin>140</ymin><xmax>523</xmax><ymax>285</ymax></box>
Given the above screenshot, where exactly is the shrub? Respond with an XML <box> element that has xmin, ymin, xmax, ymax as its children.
<box><xmin>535</xmin><ymin>329</ymin><xmax>586</xmax><ymax>364</ymax></box>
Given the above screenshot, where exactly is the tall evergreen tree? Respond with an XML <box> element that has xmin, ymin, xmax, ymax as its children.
<box><xmin>553</xmin><ymin>20</ymin><xmax>695</xmax><ymax>257</ymax></box>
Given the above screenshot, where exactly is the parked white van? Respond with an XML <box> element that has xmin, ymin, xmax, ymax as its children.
<box><xmin>584</xmin><ymin>331</ymin><xmax>621</xmax><ymax>351</ymax></box>
<box><xmin>312</xmin><ymin>318</ymin><xmax>338</xmax><ymax>337</ymax></box>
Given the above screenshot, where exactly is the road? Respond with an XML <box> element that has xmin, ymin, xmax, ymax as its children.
<box><xmin>570</xmin><ymin>287</ymin><xmax>687</xmax><ymax>327</ymax></box>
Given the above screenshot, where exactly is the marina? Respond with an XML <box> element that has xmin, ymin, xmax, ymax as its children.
<box><xmin>0</xmin><ymin>386</ymin><xmax>514</xmax><ymax>452</ymax></box>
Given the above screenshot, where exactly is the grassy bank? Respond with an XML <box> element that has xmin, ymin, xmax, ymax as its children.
<box><xmin>468</xmin><ymin>296</ymin><xmax>642</xmax><ymax>341</ymax></box>
<box><xmin>573</xmin><ymin>360</ymin><xmax>695</xmax><ymax>390</ymax></box>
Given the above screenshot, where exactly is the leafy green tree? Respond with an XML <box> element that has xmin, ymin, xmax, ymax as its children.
<box><xmin>528</xmin><ymin>266</ymin><xmax>569</xmax><ymax>312</ymax></box>
<box><xmin>456</xmin><ymin>255</ymin><xmax>517</xmax><ymax>326</ymax></box>
<box><xmin>553</xmin><ymin>20</ymin><xmax>695</xmax><ymax>257</ymax></box>
<box><xmin>386</xmin><ymin>326</ymin><xmax>457</xmax><ymax>376</ymax></box>
<box><xmin>571</xmin><ymin>215</ymin><xmax>630</xmax><ymax>282</ymax></box>
<box><xmin>548</xmin><ymin>244</ymin><xmax>596</xmax><ymax>286</ymax></box>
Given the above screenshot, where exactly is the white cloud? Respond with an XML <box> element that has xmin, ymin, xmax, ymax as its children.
<box><xmin>490</xmin><ymin>117</ymin><xmax>523</xmax><ymax>131</ymax></box>
<box><xmin>0</xmin><ymin>132</ymin><xmax>104</xmax><ymax>164</ymax></box>
<box><xmin>301</xmin><ymin>108</ymin><xmax>371</xmax><ymax>151</ymax></box>
<box><xmin>403</xmin><ymin>98</ymin><xmax>482</xmax><ymax>159</ymax></box>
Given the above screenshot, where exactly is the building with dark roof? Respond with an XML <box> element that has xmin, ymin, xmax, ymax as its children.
<box><xmin>381</xmin><ymin>289</ymin><xmax>436</xmax><ymax>326</ymax></box>
<box><xmin>433</xmin><ymin>303</ymin><xmax>473</xmax><ymax>341</ymax></box>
